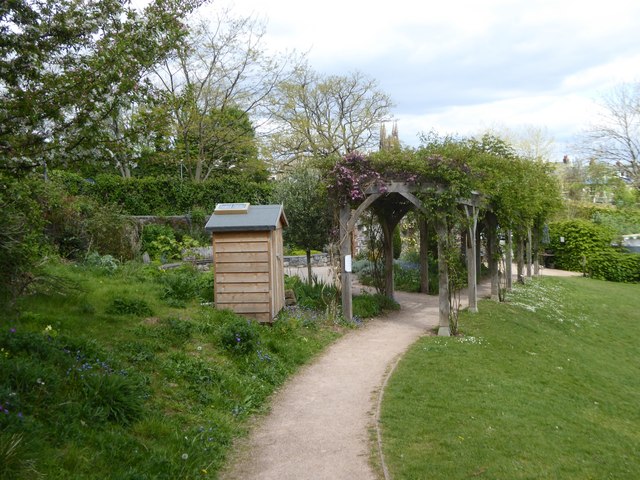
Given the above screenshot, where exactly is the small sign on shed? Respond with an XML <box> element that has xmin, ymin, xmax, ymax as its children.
<box><xmin>205</xmin><ymin>204</ymin><xmax>288</xmax><ymax>323</ymax></box>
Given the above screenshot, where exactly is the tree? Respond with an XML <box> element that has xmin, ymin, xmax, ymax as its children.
<box><xmin>581</xmin><ymin>82</ymin><xmax>640</xmax><ymax>189</ymax></box>
<box><xmin>154</xmin><ymin>10</ymin><xmax>296</xmax><ymax>181</ymax></box>
<box><xmin>481</xmin><ymin>124</ymin><xmax>556</xmax><ymax>162</ymax></box>
<box><xmin>0</xmin><ymin>0</ymin><xmax>203</xmax><ymax>177</ymax></box>
<box><xmin>267</xmin><ymin>67</ymin><xmax>394</xmax><ymax>167</ymax></box>
<box><xmin>273</xmin><ymin>167</ymin><xmax>332</xmax><ymax>284</ymax></box>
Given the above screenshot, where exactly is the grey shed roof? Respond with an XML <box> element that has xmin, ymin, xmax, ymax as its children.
<box><xmin>205</xmin><ymin>204</ymin><xmax>288</xmax><ymax>232</ymax></box>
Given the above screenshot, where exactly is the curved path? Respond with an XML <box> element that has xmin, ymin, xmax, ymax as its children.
<box><xmin>221</xmin><ymin>269</ymin><xmax>574</xmax><ymax>479</ymax></box>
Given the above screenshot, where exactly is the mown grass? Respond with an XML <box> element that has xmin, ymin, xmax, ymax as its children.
<box><xmin>0</xmin><ymin>259</ymin><xmax>345</xmax><ymax>479</ymax></box>
<box><xmin>380</xmin><ymin>276</ymin><xmax>640</xmax><ymax>479</ymax></box>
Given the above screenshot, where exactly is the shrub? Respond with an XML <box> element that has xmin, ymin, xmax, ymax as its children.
<box><xmin>284</xmin><ymin>275</ymin><xmax>338</xmax><ymax>311</ymax></box>
<box><xmin>54</xmin><ymin>172</ymin><xmax>274</xmax><ymax>215</ymax></box>
<box><xmin>219</xmin><ymin>318</ymin><xmax>259</xmax><ymax>355</ymax></box>
<box><xmin>549</xmin><ymin>220</ymin><xmax>615</xmax><ymax>272</ymax></box>
<box><xmin>588</xmin><ymin>249</ymin><xmax>640</xmax><ymax>283</ymax></box>
<box><xmin>141</xmin><ymin>224</ymin><xmax>176</xmax><ymax>258</ymax></box>
<box><xmin>353</xmin><ymin>292</ymin><xmax>400</xmax><ymax>318</ymax></box>
<box><xmin>0</xmin><ymin>175</ymin><xmax>49</xmax><ymax>306</ymax></box>
<box><xmin>157</xmin><ymin>266</ymin><xmax>202</xmax><ymax>306</ymax></box>
<box><xmin>84</xmin><ymin>252</ymin><xmax>119</xmax><ymax>275</ymax></box>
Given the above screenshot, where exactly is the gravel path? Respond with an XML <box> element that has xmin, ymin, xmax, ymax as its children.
<box><xmin>220</xmin><ymin>269</ymin><xmax>574</xmax><ymax>480</ymax></box>
<box><xmin>220</xmin><ymin>281</ymin><xmax>491</xmax><ymax>480</ymax></box>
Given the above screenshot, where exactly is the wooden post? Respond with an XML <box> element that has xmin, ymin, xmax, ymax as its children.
<box><xmin>436</xmin><ymin>216</ymin><xmax>450</xmax><ymax>336</ymax></box>
<box><xmin>380</xmin><ymin>218</ymin><xmax>395</xmax><ymax>301</ymax></box>
<box><xmin>419</xmin><ymin>217</ymin><xmax>429</xmax><ymax>294</ymax></box>
<box><xmin>476</xmin><ymin>226</ymin><xmax>482</xmax><ymax>283</ymax></box>
<box><xmin>533</xmin><ymin>225</ymin><xmax>541</xmax><ymax>276</ymax></box>
<box><xmin>526</xmin><ymin>227</ymin><xmax>533</xmax><ymax>279</ymax></box>
<box><xmin>486</xmin><ymin>213</ymin><xmax>499</xmax><ymax>301</ymax></box>
<box><xmin>464</xmin><ymin>205</ymin><xmax>478</xmax><ymax>313</ymax></box>
<box><xmin>516</xmin><ymin>235</ymin><xmax>525</xmax><ymax>284</ymax></box>
<box><xmin>339</xmin><ymin>206</ymin><xmax>352</xmax><ymax>322</ymax></box>
<box><xmin>506</xmin><ymin>229</ymin><xmax>513</xmax><ymax>291</ymax></box>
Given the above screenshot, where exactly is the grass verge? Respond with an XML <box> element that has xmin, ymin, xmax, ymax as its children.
<box><xmin>1</xmin><ymin>260</ymin><xmax>344</xmax><ymax>479</ymax></box>
<box><xmin>380</xmin><ymin>276</ymin><xmax>640</xmax><ymax>479</ymax></box>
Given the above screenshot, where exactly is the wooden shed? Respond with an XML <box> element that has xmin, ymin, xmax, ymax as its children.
<box><xmin>205</xmin><ymin>203</ymin><xmax>288</xmax><ymax>323</ymax></box>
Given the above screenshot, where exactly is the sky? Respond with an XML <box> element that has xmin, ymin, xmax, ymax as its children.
<box><xmin>212</xmin><ymin>0</ymin><xmax>640</xmax><ymax>160</ymax></box>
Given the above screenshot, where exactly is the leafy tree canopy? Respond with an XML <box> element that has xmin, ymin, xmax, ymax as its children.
<box><xmin>0</xmin><ymin>0</ymin><xmax>204</xmax><ymax>176</ymax></box>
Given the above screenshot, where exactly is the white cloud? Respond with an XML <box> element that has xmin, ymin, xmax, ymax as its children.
<box><xmin>217</xmin><ymin>0</ymin><xmax>640</xmax><ymax>155</ymax></box>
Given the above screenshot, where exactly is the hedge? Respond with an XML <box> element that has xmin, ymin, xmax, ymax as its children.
<box><xmin>588</xmin><ymin>249</ymin><xmax>640</xmax><ymax>283</ymax></box>
<box><xmin>51</xmin><ymin>171</ymin><xmax>273</xmax><ymax>215</ymax></box>
<box><xmin>549</xmin><ymin>220</ymin><xmax>640</xmax><ymax>283</ymax></box>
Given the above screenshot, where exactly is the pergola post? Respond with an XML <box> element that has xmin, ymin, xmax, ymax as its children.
<box><xmin>419</xmin><ymin>217</ymin><xmax>429</xmax><ymax>294</ymax></box>
<box><xmin>486</xmin><ymin>213</ymin><xmax>499</xmax><ymax>301</ymax></box>
<box><xmin>475</xmin><ymin>226</ymin><xmax>482</xmax><ymax>283</ymax></box>
<box><xmin>464</xmin><ymin>204</ymin><xmax>479</xmax><ymax>313</ymax></box>
<box><xmin>506</xmin><ymin>229</ymin><xmax>513</xmax><ymax>291</ymax></box>
<box><xmin>379</xmin><ymin>217</ymin><xmax>395</xmax><ymax>300</ymax></box>
<box><xmin>339</xmin><ymin>205</ymin><xmax>352</xmax><ymax>322</ymax></box>
<box><xmin>526</xmin><ymin>226</ymin><xmax>533</xmax><ymax>279</ymax></box>
<box><xmin>436</xmin><ymin>216</ymin><xmax>450</xmax><ymax>336</ymax></box>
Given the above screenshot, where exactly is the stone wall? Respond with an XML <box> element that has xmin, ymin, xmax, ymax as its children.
<box><xmin>283</xmin><ymin>253</ymin><xmax>331</xmax><ymax>268</ymax></box>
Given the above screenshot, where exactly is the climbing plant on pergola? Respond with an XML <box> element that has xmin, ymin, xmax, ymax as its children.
<box><xmin>325</xmin><ymin>134</ymin><xmax>562</xmax><ymax>336</ymax></box>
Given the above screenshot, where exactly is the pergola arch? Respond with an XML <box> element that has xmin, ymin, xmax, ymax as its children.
<box><xmin>338</xmin><ymin>181</ymin><xmax>483</xmax><ymax>336</ymax></box>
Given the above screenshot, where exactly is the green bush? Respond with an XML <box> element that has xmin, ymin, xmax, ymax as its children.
<box><xmin>84</xmin><ymin>252</ymin><xmax>119</xmax><ymax>275</ymax></box>
<box><xmin>157</xmin><ymin>266</ymin><xmax>200</xmax><ymax>305</ymax></box>
<box><xmin>0</xmin><ymin>175</ymin><xmax>49</xmax><ymax>306</ymax></box>
<box><xmin>353</xmin><ymin>292</ymin><xmax>400</xmax><ymax>318</ymax></box>
<box><xmin>588</xmin><ymin>249</ymin><xmax>640</xmax><ymax>283</ymax></box>
<box><xmin>284</xmin><ymin>275</ymin><xmax>338</xmax><ymax>311</ymax></box>
<box><xmin>549</xmin><ymin>220</ymin><xmax>616</xmax><ymax>272</ymax></box>
<box><xmin>52</xmin><ymin>172</ymin><xmax>274</xmax><ymax>215</ymax></box>
<box><xmin>219</xmin><ymin>317</ymin><xmax>259</xmax><ymax>355</ymax></box>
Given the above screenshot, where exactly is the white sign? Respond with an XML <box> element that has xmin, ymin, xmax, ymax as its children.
<box><xmin>344</xmin><ymin>255</ymin><xmax>352</xmax><ymax>273</ymax></box>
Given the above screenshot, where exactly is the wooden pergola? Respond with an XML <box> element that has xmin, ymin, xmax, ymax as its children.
<box><xmin>338</xmin><ymin>181</ymin><xmax>484</xmax><ymax>336</ymax></box>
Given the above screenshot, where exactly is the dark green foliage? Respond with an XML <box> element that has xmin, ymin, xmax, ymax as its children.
<box><xmin>273</xmin><ymin>167</ymin><xmax>332</xmax><ymax>282</ymax></box>
<box><xmin>587</xmin><ymin>249</ymin><xmax>640</xmax><ymax>282</ymax></box>
<box><xmin>106</xmin><ymin>297</ymin><xmax>153</xmax><ymax>317</ymax></box>
<box><xmin>353</xmin><ymin>293</ymin><xmax>400</xmax><ymax>318</ymax></box>
<box><xmin>4</xmin><ymin>261</ymin><xmax>340</xmax><ymax>478</ymax></box>
<box><xmin>79</xmin><ymin>373</ymin><xmax>144</xmax><ymax>425</ymax></box>
<box><xmin>158</xmin><ymin>317</ymin><xmax>193</xmax><ymax>346</ymax></box>
<box><xmin>157</xmin><ymin>266</ymin><xmax>200</xmax><ymax>305</ymax></box>
<box><xmin>549</xmin><ymin>220</ymin><xmax>615</xmax><ymax>272</ymax></box>
<box><xmin>219</xmin><ymin>318</ymin><xmax>259</xmax><ymax>354</ymax></box>
<box><xmin>54</xmin><ymin>171</ymin><xmax>273</xmax><ymax>215</ymax></box>
<box><xmin>393</xmin><ymin>226</ymin><xmax>402</xmax><ymax>259</ymax></box>
<box><xmin>0</xmin><ymin>175</ymin><xmax>48</xmax><ymax>305</ymax></box>
<box><xmin>354</xmin><ymin>258</ymin><xmax>439</xmax><ymax>294</ymax></box>
<box><xmin>284</xmin><ymin>275</ymin><xmax>338</xmax><ymax>311</ymax></box>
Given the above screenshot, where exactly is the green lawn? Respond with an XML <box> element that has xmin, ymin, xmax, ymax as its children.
<box><xmin>380</xmin><ymin>276</ymin><xmax>640</xmax><ymax>479</ymax></box>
